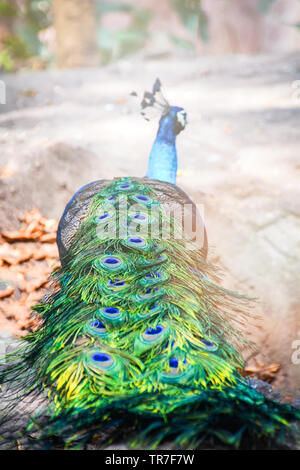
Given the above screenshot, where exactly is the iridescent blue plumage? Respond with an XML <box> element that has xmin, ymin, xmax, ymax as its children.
<box><xmin>146</xmin><ymin>106</ymin><xmax>186</xmax><ymax>184</ymax></box>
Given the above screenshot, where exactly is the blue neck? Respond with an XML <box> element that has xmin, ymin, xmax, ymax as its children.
<box><xmin>146</xmin><ymin>114</ymin><xmax>178</xmax><ymax>185</ymax></box>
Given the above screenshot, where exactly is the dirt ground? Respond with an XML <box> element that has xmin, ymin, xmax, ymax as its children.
<box><xmin>0</xmin><ymin>51</ymin><xmax>299</xmax><ymax>395</ymax></box>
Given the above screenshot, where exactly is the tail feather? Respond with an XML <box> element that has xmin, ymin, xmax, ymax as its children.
<box><xmin>0</xmin><ymin>177</ymin><xmax>299</xmax><ymax>449</ymax></box>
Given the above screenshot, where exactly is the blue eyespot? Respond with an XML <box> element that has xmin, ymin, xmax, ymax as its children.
<box><xmin>103</xmin><ymin>257</ymin><xmax>120</xmax><ymax>265</ymax></box>
<box><xmin>105</xmin><ymin>279</ymin><xmax>128</xmax><ymax>292</ymax></box>
<box><xmin>90</xmin><ymin>320</ymin><xmax>105</xmax><ymax>329</ymax></box>
<box><xmin>146</xmin><ymin>272</ymin><xmax>161</xmax><ymax>279</ymax></box>
<box><xmin>94</xmin><ymin>211</ymin><xmax>113</xmax><ymax>224</ymax></box>
<box><xmin>92</xmin><ymin>353</ymin><xmax>111</xmax><ymax>362</ymax></box>
<box><xmin>108</xmin><ymin>279</ymin><xmax>125</xmax><ymax>287</ymax></box>
<box><xmin>137</xmin><ymin>286</ymin><xmax>161</xmax><ymax>302</ymax></box>
<box><xmin>169</xmin><ymin>358</ymin><xmax>178</xmax><ymax>368</ymax></box>
<box><xmin>88</xmin><ymin>350</ymin><xmax>116</xmax><ymax>370</ymax></box>
<box><xmin>103</xmin><ymin>307</ymin><xmax>119</xmax><ymax>315</ymax></box>
<box><xmin>133</xmin><ymin>214</ymin><xmax>146</xmax><ymax>221</ymax></box>
<box><xmin>100</xmin><ymin>306</ymin><xmax>123</xmax><ymax>322</ymax></box>
<box><xmin>200</xmin><ymin>338</ymin><xmax>214</xmax><ymax>348</ymax></box>
<box><xmin>122</xmin><ymin>236</ymin><xmax>152</xmax><ymax>252</ymax></box>
<box><xmin>145</xmin><ymin>325</ymin><xmax>164</xmax><ymax>336</ymax></box>
<box><xmin>136</xmin><ymin>195</ymin><xmax>149</xmax><ymax>202</ymax></box>
<box><xmin>98</xmin><ymin>255</ymin><xmax>125</xmax><ymax>272</ymax></box>
<box><xmin>86</xmin><ymin>319</ymin><xmax>107</xmax><ymax>336</ymax></box>
<box><xmin>98</xmin><ymin>213</ymin><xmax>109</xmax><ymax>221</ymax></box>
<box><xmin>197</xmin><ymin>337</ymin><xmax>218</xmax><ymax>351</ymax></box>
<box><xmin>124</xmin><ymin>237</ymin><xmax>148</xmax><ymax>250</ymax></box>
<box><xmin>131</xmin><ymin>194</ymin><xmax>156</xmax><ymax>207</ymax></box>
<box><xmin>107</xmin><ymin>195</ymin><xmax>116</xmax><ymax>201</ymax></box>
<box><xmin>138</xmin><ymin>324</ymin><xmax>168</xmax><ymax>348</ymax></box>
<box><xmin>141</xmin><ymin>324</ymin><xmax>166</xmax><ymax>343</ymax></box>
<box><xmin>129</xmin><ymin>237</ymin><xmax>143</xmax><ymax>244</ymax></box>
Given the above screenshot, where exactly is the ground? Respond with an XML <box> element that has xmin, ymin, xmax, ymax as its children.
<box><xmin>0</xmin><ymin>51</ymin><xmax>299</xmax><ymax>398</ymax></box>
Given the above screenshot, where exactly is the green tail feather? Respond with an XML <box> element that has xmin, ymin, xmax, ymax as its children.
<box><xmin>0</xmin><ymin>177</ymin><xmax>299</xmax><ymax>449</ymax></box>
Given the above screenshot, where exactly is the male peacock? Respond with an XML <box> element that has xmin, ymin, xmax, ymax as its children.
<box><xmin>0</xmin><ymin>79</ymin><xmax>299</xmax><ymax>450</ymax></box>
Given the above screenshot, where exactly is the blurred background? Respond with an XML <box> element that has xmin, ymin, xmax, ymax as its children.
<box><xmin>1</xmin><ymin>0</ymin><xmax>300</xmax><ymax>70</ymax></box>
<box><xmin>0</xmin><ymin>1</ymin><xmax>299</xmax><ymax>397</ymax></box>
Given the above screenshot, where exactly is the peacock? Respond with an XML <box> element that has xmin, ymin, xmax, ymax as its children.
<box><xmin>0</xmin><ymin>79</ymin><xmax>299</xmax><ymax>450</ymax></box>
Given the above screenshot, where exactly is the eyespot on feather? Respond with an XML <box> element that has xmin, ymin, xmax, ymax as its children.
<box><xmin>101</xmin><ymin>278</ymin><xmax>130</xmax><ymax>294</ymax></box>
<box><xmin>94</xmin><ymin>255</ymin><xmax>126</xmax><ymax>273</ymax></box>
<box><xmin>198</xmin><ymin>337</ymin><xmax>218</xmax><ymax>352</ymax></box>
<box><xmin>85</xmin><ymin>319</ymin><xmax>108</xmax><ymax>337</ymax></box>
<box><xmin>98</xmin><ymin>306</ymin><xmax>126</xmax><ymax>324</ymax></box>
<box><xmin>130</xmin><ymin>194</ymin><xmax>158</xmax><ymax>207</ymax></box>
<box><xmin>140</xmin><ymin>271</ymin><xmax>169</xmax><ymax>287</ymax></box>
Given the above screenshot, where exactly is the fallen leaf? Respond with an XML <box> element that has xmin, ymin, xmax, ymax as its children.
<box><xmin>33</xmin><ymin>244</ymin><xmax>59</xmax><ymax>260</ymax></box>
<box><xmin>0</xmin><ymin>244</ymin><xmax>34</xmax><ymax>265</ymax></box>
<box><xmin>0</xmin><ymin>209</ymin><xmax>59</xmax><ymax>336</ymax></box>
<box><xmin>245</xmin><ymin>355</ymin><xmax>280</xmax><ymax>383</ymax></box>
<box><xmin>2</xmin><ymin>229</ymin><xmax>43</xmax><ymax>242</ymax></box>
<box><xmin>40</xmin><ymin>233</ymin><xmax>57</xmax><ymax>243</ymax></box>
<box><xmin>0</xmin><ymin>285</ymin><xmax>14</xmax><ymax>299</ymax></box>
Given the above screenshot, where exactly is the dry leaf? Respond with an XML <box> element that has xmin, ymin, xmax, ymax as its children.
<box><xmin>2</xmin><ymin>209</ymin><xmax>58</xmax><ymax>243</ymax></box>
<box><xmin>40</xmin><ymin>233</ymin><xmax>57</xmax><ymax>243</ymax></box>
<box><xmin>0</xmin><ymin>209</ymin><xmax>59</xmax><ymax>336</ymax></box>
<box><xmin>0</xmin><ymin>244</ymin><xmax>34</xmax><ymax>265</ymax></box>
<box><xmin>0</xmin><ymin>285</ymin><xmax>14</xmax><ymax>299</ymax></box>
<box><xmin>245</xmin><ymin>355</ymin><xmax>280</xmax><ymax>383</ymax></box>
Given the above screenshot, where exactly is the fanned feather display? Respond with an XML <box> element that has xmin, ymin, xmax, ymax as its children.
<box><xmin>0</xmin><ymin>177</ymin><xmax>299</xmax><ymax>449</ymax></box>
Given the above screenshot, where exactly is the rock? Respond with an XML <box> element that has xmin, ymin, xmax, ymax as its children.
<box><xmin>249</xmin><ymin>378</ymin><xmax>282</xmax><ymax>402</ymax></box>
<box><xmin>292</xmin><ymin>398</ymin><xmax>300</xmax><ymax>409</ymax></box>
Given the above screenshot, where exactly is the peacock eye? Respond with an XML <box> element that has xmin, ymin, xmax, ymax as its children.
<box><xmin>145</xmin><ymin>272</ymin><xmax>162</xmax><ymax>279</ymax></box>
<box><xmin>109</xmin><ymin>279</ymin><xmax>123</xmax><ymax>286</ymax></box>
<box><xmin>103</xmin><ymin>307</ymin><xmax>119</xmax><ymax>314</ymax></box>
<box><xmin>98</xmin><ymin>213</ymin><xmax>109</xmax><ymax>220</ymax></box>
<box><xmin>142</xmin><ymin>324</ymin><xmax>165</xmax><ymax>341</ymax></box>
<box><xmin>100</xmin><ymin>306</ymin><xmax>123</xmax><ymax>322</ymax></box>
<box><xmin>198</xmin><ymin>337</ymin><xmax>218</xmax><ymax>351</ymax></box>
<box><xmin>133</xmin><ymin>213</ymin><xmax>147</xmax><ymax>221</ymax></box>
<box><xmin>86</xmin><ymin>319</ymin><xmax>107</xmax><ymax>336</ymax></box>
<box><xmin>169</xmin><ymin>358</ymin><xmax>178</xmax><ymax>368</ymax></box>
<box><xmin>90</xmin><ymin>320</ymin><xmax>105</xmax><ymax>329</ymax></box>
<box><xmin>90</xmin><ymin>351</ymin><xmax>115</xmax><ymax>369</ymax></box>
<box><xmin>97</xmin><ymin>255</ymin><xmax>126</xmax><ymax>272</ymax></box>
<box><xmin>92</xmin><ymin>352</ymin><xmax>111</xmax><ymax>362</ymax></box>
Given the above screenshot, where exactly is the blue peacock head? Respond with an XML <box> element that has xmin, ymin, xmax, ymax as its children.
<box><xmin>132</xmin><ymin>78</ymin><xmax>187</xmax><ymax>183</ymax></box>
<box><xmin>140</xmin><ymin>78</ymin><xmax>187</xmax><ymax>136</ymax></box>
<box><xmin>161</xmin><ymin>105</ymin><xmax>187</xmax><ymax>136</ymax></box>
